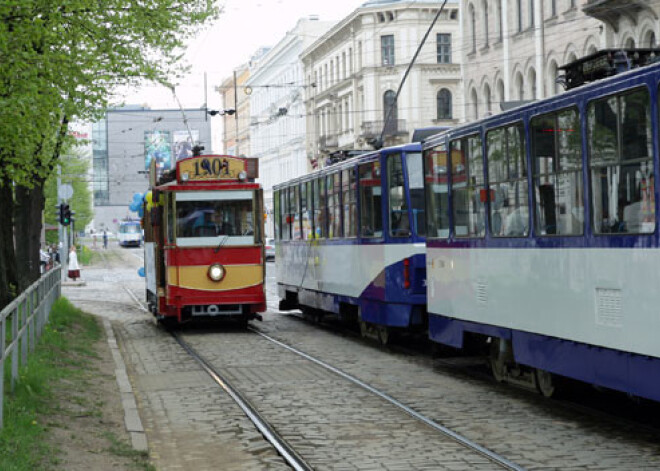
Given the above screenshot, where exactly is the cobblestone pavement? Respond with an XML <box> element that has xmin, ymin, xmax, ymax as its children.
<box><xmin>65</xmin><ymin>249</ymin><xmax>660</xmax><ymax>470</ymax></box>
<box><xmin>181</xmin><ymin>329</ymin><xmax>504</xmax><ymax>470</ymax></box>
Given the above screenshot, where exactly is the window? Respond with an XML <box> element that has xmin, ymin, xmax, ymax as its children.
<box><xmin>359</xmin><ymin>161</ymin><xmax>383</xmax><ymax>237</ymax></box>
<box><xmin>517</xmin><ymin>0</ymin><xmax>523</xmax><ymax>32</ymax></box>
<box><xmin>452</xmin><ymin>135</ymin><xmax>485</xmax><ymax>237</ymax></box>
<box><xmin>437</xmin><ymin>33</ymin><xmax>451</xmax><ymax>63</ymax></box>
<box><xmin>274</xmin><ymin>190</ymin><xmax>281</xmax><ymax>240</ymax></box>
<box><xmin>487</xmin><ymin>124</ymin><xmax>530</xmax><ymax>237</ymax></box>
<box><xmin>288</xmin><ymin>185</ymin><xmax>301</xmax><ymax>240</ymax></box>
<box><xmin>483</xmin><ymin>1</ymin><xmax>489</xmax><ymax>47</ymax></box>
<box><xmin>531</xmin><ymin>108</ymin><xmax>583</xmax><ymax>236</ymax></box>
<box><xmin>316</xmin><ymin>178</ymin><xmax>327</xmax><ymax>238</ymax></box>
<box><xmin>327</xmin><ymin>173</ymin><xmax>342</xmax><ymax>238</ymax></box>
<box><xmin>550</xmin><ymin>0</ymin><xmax>556</xmax><ymax>17</ymax></box>
<box><xmin>174</xmin><ymin>193</ymin><xmax>255</xmax><ymax>241</ymax></box>
<box><xmin>497</xmin><ymin>0</ymin><xmax>503</xmax><ymax>40</ymax></box>
<box><xmin>588</xmin><ymin>88</ymin><xmax>654</xmax><ymax>234</ymax></box>
<box><xmin>381</xmin><ymin>35</ymin><xmax>395</xmax><ymax>66</ymax></box>
<box><xmin>301</xmin><ymin>181</ymin><xmax>313</xmax><ymax>239</ymax></box>
<box><xmin>424</xmin><ymin>144</ymin><xmax>450</xmax><ymax>238</ymax></box>
<box><xmin>388</xmin><ymin>153</ymin><xmax>410</xmax><ymax>236</ymax></box>
<box><xmin>406</xmin><ymin>152</ymin><xmax>426</xmax><ymax>236</ymax></box>
<box><xmin>437</xmin><ymin>89</ymin><xmax>452</xmax><ymax>120</ymax></box>
<box><xmin>529</xmin><ymin>0</ymin><xmax>534</xmax><ymax>27</ymax></box>
<box><xmin>279</xmin><ymin>190</ymin><xmax>289</xmax><ymax>241</ymax></box>
<box><xmin>343</xmin><ymin>169</ymin><xmax>357</xmax><ymax>237</ymax></box>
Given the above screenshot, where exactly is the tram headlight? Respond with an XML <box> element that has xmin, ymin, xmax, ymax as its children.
<box><xmin>208</xmin><ymin>264</ymin><xmax>225</xmax><ymax>282</ymax></box>
<box><xmin>238</xmin><ymin>171</ymin><xmax>247</xmax><ymax>181</ymax></box>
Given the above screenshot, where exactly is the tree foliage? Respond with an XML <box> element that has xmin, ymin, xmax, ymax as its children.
<box><xmin>0</xmin><ymin>0</ymin><xmax>221</xmax><ymax>308</ymax></box>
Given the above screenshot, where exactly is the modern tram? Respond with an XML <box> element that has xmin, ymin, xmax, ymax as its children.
<box><xmin>118</xmin><ymin>220</ymin><xmax>142</xmax><ymax>247</ymax></box>
<box><xmin>143</xmin><ymin>153</ymin><xmax>266</xmax><ymax>325</ymax></box>
<box><xmin>422</xmin><ymin>50</ymin><xmax>660</xmax><ymax>401</ymax></box>
<box><xmin>274</xmin><ymin>143</ymin><xmax>427</xmax><ymax>344</ymax></box>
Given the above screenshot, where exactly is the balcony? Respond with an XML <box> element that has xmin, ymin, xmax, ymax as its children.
<box><xmin>360</xmin><ymin>119</ymin><xmax>408</xmax><ymax>139</ymax></box>
<box><xmin>583</xmin><ymin>0</ymin><xmax>657</xmax><ymax>31</ymax></box>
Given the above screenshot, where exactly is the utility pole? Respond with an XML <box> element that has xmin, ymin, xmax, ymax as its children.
<box><xmin>234</xmin><ymin>69</ymin><xmax>239</xmax><ymax>156</ymax></box>
<box><xmin>57</xmin><ymin>166</ymin><xmax>68</xmax><ymax>281</ymax></box>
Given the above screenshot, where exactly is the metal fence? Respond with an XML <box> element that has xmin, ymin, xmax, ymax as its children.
<box><xmin>0</xmin><ymin>266</ymin><xmax>61</xmax><ymax>429</ymax></box>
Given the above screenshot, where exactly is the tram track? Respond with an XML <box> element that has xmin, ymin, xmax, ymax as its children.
<box><xmin>170</xmin><ymin>327</ymin><xmax>526</xmax><ymax>471</ymax></box>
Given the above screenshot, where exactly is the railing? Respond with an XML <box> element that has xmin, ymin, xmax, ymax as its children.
<box><xmin>360</xmin><ymin>119</ymin><xmax>408</xmax><ymax>138</ymax></box>
<box><xmin>0</xmin><ymin>266</ymin><xmax>61</xmax><ymax>428</ymax></box>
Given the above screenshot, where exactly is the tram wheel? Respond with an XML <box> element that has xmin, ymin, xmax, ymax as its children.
<box><xmin>377</xmin><ymin>326</ymin><xmax>390</xmax><ymax>346</ymax></box>
<box><xmin>535</xmin><ymin>369</ymin><xmax>555</xmax><ymax>397</ymax></box>
<box><xmin>489</xmin><ymin>339</ymin><xmax>506</xmax><ymax>383</ymax></box>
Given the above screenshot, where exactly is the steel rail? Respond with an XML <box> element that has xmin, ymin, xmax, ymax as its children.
<box><xmin>252</xmin><ymin>329</ymin><xmax>526</xmax><ymax>471</ymax></box>
<box><xmin>171</xmin><ymin>332</ymin><xmax>313</xmax><ymax>471</ymax></box>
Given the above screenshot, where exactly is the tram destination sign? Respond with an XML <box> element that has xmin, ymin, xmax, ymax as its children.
<box><xmin>177</xmin><ymin>155</ymin><xmax>247</xmax><ymax>183</ymax></box>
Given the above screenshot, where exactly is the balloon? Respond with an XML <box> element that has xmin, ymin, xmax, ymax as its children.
<box><xmin>137</xmin><ymin>267</ymin><xmax>145</xmax><ymax>277</ymax></box>
<box><xmin>145</xmin><ymin>191</ymin><xmax>153</xmax><ymax>211</ymax></box>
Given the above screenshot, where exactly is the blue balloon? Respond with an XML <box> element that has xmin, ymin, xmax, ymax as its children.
<box><xmin>137</xmin><ymin>267</ymin><xmax>145</xmax><ymax>277</ymax></box>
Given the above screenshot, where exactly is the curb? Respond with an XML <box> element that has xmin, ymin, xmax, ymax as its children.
<box><xmin>102</xmin><ymin>319</ymin><xmax>148</xmax><ymax>452</ymax></box>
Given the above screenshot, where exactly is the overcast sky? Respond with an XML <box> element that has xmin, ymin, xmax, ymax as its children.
<box><xmin>118</xmin><ymin>0</ymin><xmax>366</xmax><ymax>111</ymax></box>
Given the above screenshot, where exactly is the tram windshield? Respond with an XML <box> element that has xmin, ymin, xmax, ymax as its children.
<box><xmin>173</xmin><ymin>191</ymin><xmax>259</xmax><ymax>246</ymax></box>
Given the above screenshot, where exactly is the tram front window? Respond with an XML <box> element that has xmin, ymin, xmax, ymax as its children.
<box><xmin>175</xmin><ymin>194</ymin><xmax>255</xmax><ymax>244</ymax></box>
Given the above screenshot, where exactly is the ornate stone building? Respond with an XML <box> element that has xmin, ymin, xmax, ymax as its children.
<box><xmin>301</xmin><ymin>0</ymin><xmax>462</xmax><ymax>169</ymax></box>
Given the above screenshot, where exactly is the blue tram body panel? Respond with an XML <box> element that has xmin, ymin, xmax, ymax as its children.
<box><xmin>422</xmin><ymin>56</ymin><xmax>660</xmax><ymax>402</ymax></box>
<box><xmin>275</xmin><ymin>143</ymin><xmax>427</xmax><ymax>331</ymax></box>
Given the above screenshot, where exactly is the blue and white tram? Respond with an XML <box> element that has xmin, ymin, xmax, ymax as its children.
<box><xmin>274</xmin><ymin>143</ymin><xmax>426</xmax><ymax>343</ymax></box>
<box><xmin>118</xmin><ymin>220</ymin><xmax>142</xmax><ymax>247</ymax></box>
<box><xmin>422</xmin><ymin>52</ymin><xmax>660</xmax><ymax>401</ymax></box>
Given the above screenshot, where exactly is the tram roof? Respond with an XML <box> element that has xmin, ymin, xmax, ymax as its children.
<box><xmin>423</xmin><ymin>56</ymin><xmax>660</xmax><ymax>150</ymax></box>
<box><xmin>273</xmin><ymin>142</ymin><xmax>421</xmax><ymax>190</ymax></box>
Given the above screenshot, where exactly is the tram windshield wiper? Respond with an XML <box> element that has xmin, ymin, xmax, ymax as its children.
<box><xmin>214</xmin><ymin>235</ymin><xmax>229</xmax><ymax>253</ymax></box>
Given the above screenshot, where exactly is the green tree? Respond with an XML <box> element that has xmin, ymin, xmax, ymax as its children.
<box><xmin>0</xmin><ymin>0</ymin><xmax>220</xmax><ymax>309</ymax></box>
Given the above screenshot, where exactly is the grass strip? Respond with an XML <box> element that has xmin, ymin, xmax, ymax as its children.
<box><xmin>0</xmin><ymin>297</ymin><xmax>151</xmax><ymax>470</ymax></box>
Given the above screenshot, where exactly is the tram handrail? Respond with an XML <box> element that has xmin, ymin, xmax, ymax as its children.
<box><xmin>0</xmin><ymin>266</ymin><xmax>61</xmax><ymax>429</ymax></box>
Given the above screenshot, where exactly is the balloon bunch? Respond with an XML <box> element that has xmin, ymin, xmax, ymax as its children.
<box><xmin>129</xmin><ymin>192</ymin><xmax>145</xmax><ymax>217</ymax></box>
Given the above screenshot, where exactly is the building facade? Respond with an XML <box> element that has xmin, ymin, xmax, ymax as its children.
<box><xmin>247</xmin><ymin>17</ymin><xmax>334</xmax><ymax>235</ymax></box>
<box><xmin>462</xmin><ymin>0</ymin><xmax>660</xmax><ymax>121</ymax></box>
<box><xmin>302</xmin><ymin>0</ymin><xmax>462</xmax><ymax>169</ymax></box>
<box><xmin>92</xmin><ymin>107</ymin><xmax>211</xmax><ymax>233</ymax></box>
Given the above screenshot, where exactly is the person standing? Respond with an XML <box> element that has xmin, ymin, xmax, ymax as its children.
<box><xmin>103</xmin><ymin>229</ymin><xmax>108</xmax><ymax>249</ymax></box>
<box><xmin>68</xmin><ymin>246</ymin><xmax>81</xmax><ymax>281</ymax></box>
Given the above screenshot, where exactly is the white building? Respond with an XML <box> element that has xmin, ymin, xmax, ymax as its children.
<box><xmin>462</xmin><ymin>0</ymin><xmax>660</xmax><ymax>121</ymax></box>
<box><xmin>247</xmin><ymin>17</ymin><xmax>334</xmax><ymax>235</ymax></box>
<box><xmin>301</xmin><ymin>0</ymin><xmax>462</xmax><ymax>168</ymax></box>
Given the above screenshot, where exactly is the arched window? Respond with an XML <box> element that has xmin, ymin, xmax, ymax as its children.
<box><xmin>383</xmin><ymin>90</ymin><xmax>398</xmax><ymax>134</ymax></box>
<box><xmin>547</xmin><ymin>61</ymin><xmax>559</xmax><ymax>96</ymax></box>
<box><xmin>624</xmin><ymin>37</ymin><xmax>635</xmax><ymax>48</ymax></box>
<box><xmin>470</xmin><ymin>88</ymin><xmax>479</xmax><ymax>121</ymax></box>
<box><xmin>497</xmin><ymin>79</ymin><xmax>505</xmax><ymax>109</ymax></box>
<box><xmin>484</xmin><ymin>84</ymin><xmax>492</xmax><ymax>115</ymax></box>
<box><xmin>645</xmin><ymin>31</ymin><xmax>657</xmax><ymax>48</ymax></box>
<box><xmin>437</xmin><ymin>89</ymin><xmax>453</xmax><ymax>119</ymax></box>
<box><xmin>515</xmin><ymin>72</ymin><xmax>524</xmax><ymax>100</ymax></box>
<box><xmin>528</xmin><ymin>67</ymin><xmax>537</xmax><ymax>99</ymax></box>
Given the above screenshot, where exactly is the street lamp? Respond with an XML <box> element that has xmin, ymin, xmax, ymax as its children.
<box><xmin>207</xmin><ymin>108</ymin><xmax>236</xmax><ymax>116</ymax></box>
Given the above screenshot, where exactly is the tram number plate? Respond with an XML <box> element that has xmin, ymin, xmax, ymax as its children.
<box><xmin>180</xmin><ymin>156</ymin><xmax>245</xmax><ymax>181</ymax></box>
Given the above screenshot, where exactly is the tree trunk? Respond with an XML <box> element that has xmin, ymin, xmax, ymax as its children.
<box><xmin>0</xmin><ymin>182</ymin><xmax>17</xmax><ymax>310</ymax></box>
<box><xmin>14</xmin><ymin>184</ymin><xmax>44</xmax><ymax>292</ymax></box>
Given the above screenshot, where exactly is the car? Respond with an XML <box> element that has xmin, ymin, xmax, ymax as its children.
<box><xmin>265</xmin><ymin>238</ymin><xmax>275</xmax><ymax>261</ymax></box>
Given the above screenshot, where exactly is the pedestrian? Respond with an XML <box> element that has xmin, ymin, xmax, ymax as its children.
<box><xmin>67</xmin><ymin>245</ymin><xmax>81</xmax><ymax>281</ymax></box>
<box><xmin>103</xmin><ymin>229</ymin><xmax>108</xmax><ymax>249</ymax></box>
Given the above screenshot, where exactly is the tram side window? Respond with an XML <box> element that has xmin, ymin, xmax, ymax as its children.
<box><xmin>326</xmin><ymin>174</ymin><xmax>339</xmax><ymax>238</ymax></box>
<box><xmin>531</xmin><ymin>108</ymin><xmax>583</xmax><ymax>236</ymax></box>
<box><xmin>423</xmin><ymin>145</ymin><xmax>450</xmax><ymax>238</ymax></box>
<box><xmin>388</xmin><ymin>153</ymin><xmax>410</xmax><ymax>237</ymax></box>
<box><xmin>406</xmin><ymin>152</ymin><xmax>426</xmax><ymax>236</ymax></box>
<box><xmin>333</xmin><ymin>173</ymin><xmax>343</xmax><ymax>237</ymax></box>
<box><xmin>359</xmin><ymin>161</ymin><xmax>383</xmax><ymax>237</ymax></box>
<box><xmin>343</xmin><ymin>169</ymin><xmax>357</xmax><ymax>237</ymax></box>
<box><xmin>280</xmin><ymin>190</ymin><xmax>289</xmax><ymax>241</ymax></box>
<box><xmin>316</xmin><ymin>178</ymin><xmax>327</xmax><ymax>238</ymax></box>
<box><xmin>452</xmin><ymin>135</ymin><xmax>485</xmax><ymax>237</ymax></box>
<box><xmin>301</xmin><ymin>182</ymin><xmax>311</xmax><ymax>240</ymax></box>
<box><xmin>588</xmin><ymin>88</ymin><xmax>654</xmax><ymax>234</ymax></box>
<box><xmin>487</xmin><ymin>123</ymin><xmax>529</xmax><ymax>237</ymax></box>
<box><xmin>289</xmin><ymin>185</ymin><xmax>301</xmax><ymax>240</ymax></box>
<box><xmin>274</xmin><ymin>190</ymin><xmax>280</xmax><ymax>240</ymax></box>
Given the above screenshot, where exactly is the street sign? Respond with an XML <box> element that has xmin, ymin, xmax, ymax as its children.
<box><xmin>58</xmin><ymin>184</ymin><xmax>73</xmax><ymax>200</ymax></box>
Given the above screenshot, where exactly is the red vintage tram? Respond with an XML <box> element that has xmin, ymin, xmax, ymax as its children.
<box><xmin>143</xmin><ymin>153</ymin><xmax>266</xmax><ymax>325</ymax></box>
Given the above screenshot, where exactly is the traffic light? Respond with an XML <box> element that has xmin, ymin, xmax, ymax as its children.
<box><xmin>59</xmin><ymin>203</ymin><xmax>72</xmax><ymax>226</ymax></box>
